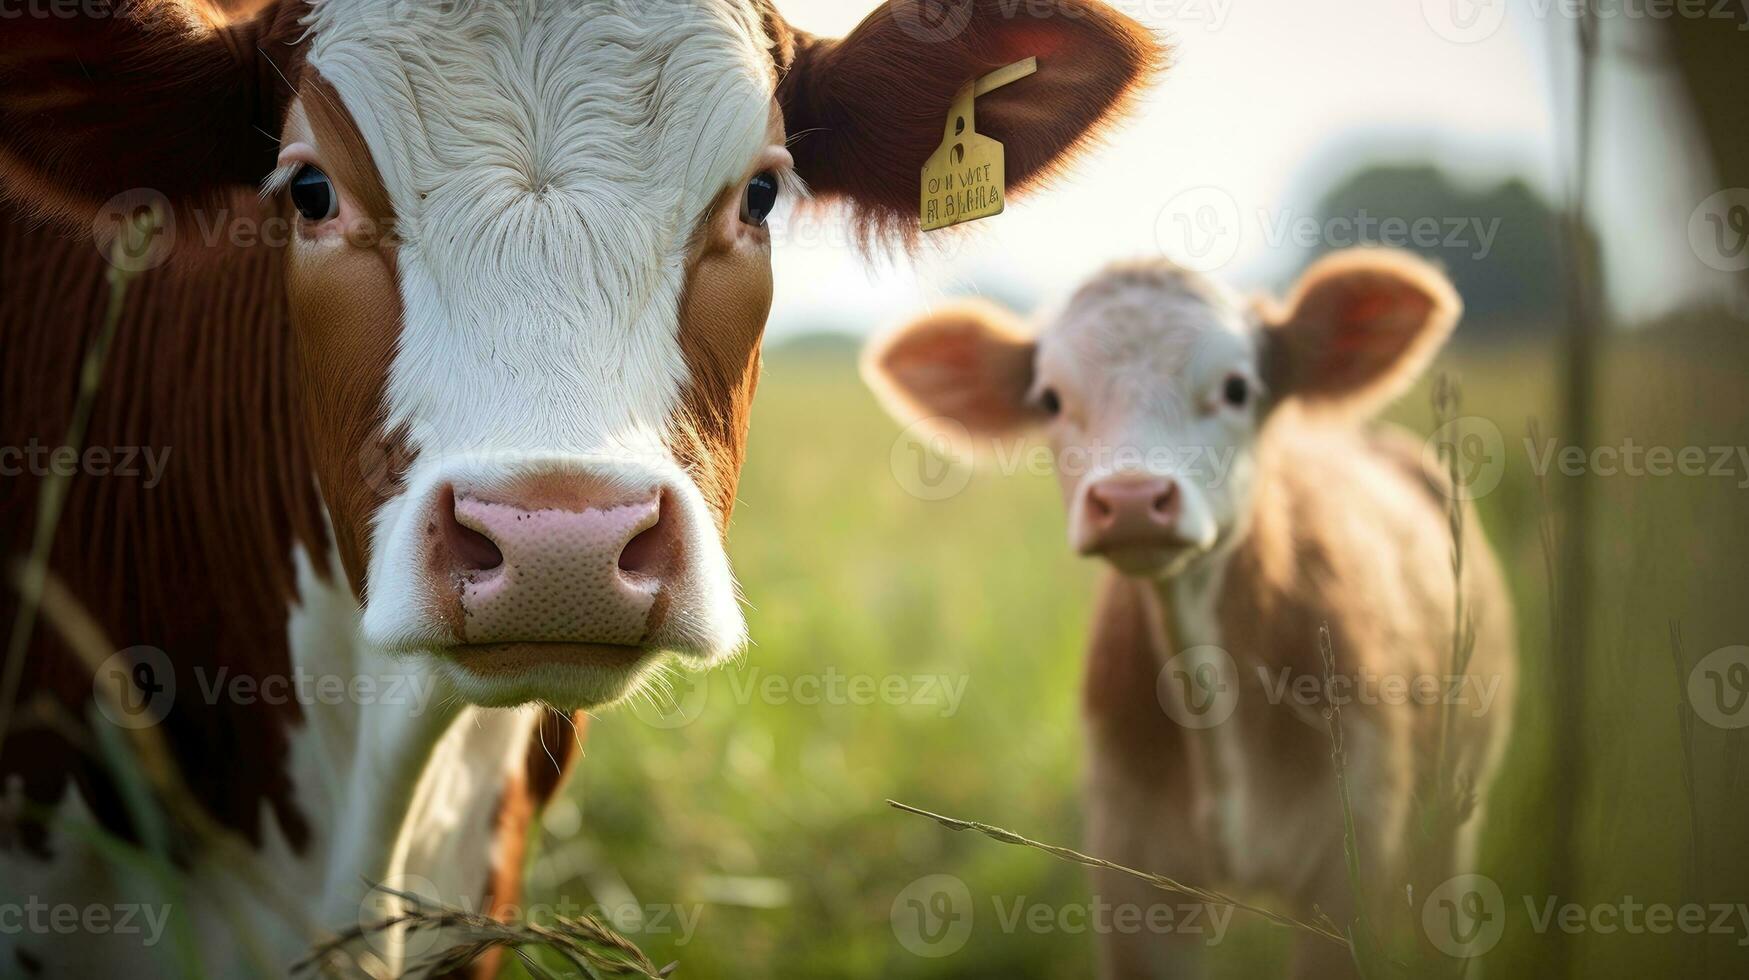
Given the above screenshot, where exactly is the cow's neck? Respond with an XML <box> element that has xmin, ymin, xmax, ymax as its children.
<box><xmin>1141</xmin><ymin>440</ymin><xmax>1289</xmax><ymax>661</ymax></box>
<box><xmin>1129</xmin><ymin>453</ymin><xmax>1329</xmax><ymax>886</ymax></box>
<box><xmin>1137</xmin><ymin>537</ymin><xmax>1258</xmax><ymax>877</ymax></box>
<box><xmin>1145</xmin><ymin>550</ymin><xmax>1231</xmax><ymax>652</ymax></box>
<box><xmin>286</xmin><ymin>540</ymin><xmax>542</xmax><ymax>952</ymax></box>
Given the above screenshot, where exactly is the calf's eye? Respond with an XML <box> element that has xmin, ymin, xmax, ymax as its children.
<box><xmin>1038</xmin><ymin>387</ymin><xmax>1062</xmax><ymax>416</ymax></box>
<box><xmin>290</xmin><ymin>166</ymin><xmax>338</xmax><ymax>222</ymax></box>
<box><xmin>1222</xmin><ymin>374</ymin><xmax>1250</xmax><ymax>409</ymax></box>
<box><xmin>741</xmin><ymin>170</ymin><xmax>779</xmax><ymax>227</ymax></box>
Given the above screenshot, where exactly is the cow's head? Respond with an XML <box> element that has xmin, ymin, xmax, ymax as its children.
<box><xmin>864</xmin><ymin>249</ymin><xmax>1460</xmax><ymax>579</ymax></box>
<box><xmin>1</xmin><ymin>0</ymin><xmax>1159</xmax><ymax>707</ymax></box>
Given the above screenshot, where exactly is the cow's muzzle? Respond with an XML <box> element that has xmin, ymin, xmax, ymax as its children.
<box><xmin>368</xmin><ymin>463</ymin><xmax>745</xmax><ymax>708</ymax></box>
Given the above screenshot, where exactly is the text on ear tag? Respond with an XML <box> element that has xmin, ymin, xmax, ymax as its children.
<box><xmin>920</xmin><ymin>57</ymin><xmax>1038</xmax><ymax>232</ymax></box>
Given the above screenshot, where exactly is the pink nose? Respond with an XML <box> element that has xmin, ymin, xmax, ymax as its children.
<box><xmin>1074</xmin><ymin>474</ymin><xmax>1181</xmax><ymax>556</ymax></box>
<box><xmin>427</xmin><ymin>483</ymin><xmax>678</xmax><ymax>646</ymax></box>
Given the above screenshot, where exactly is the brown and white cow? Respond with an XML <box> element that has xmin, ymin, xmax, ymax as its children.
<box><xmin>865</xmin><ymin>250</ymin><xmax>1517</xmax><ymax>978</ymax></box>
<box><xmin>0</xmin><ymin>0</ymin><xmax>1160</xmax><ymax>974</ymax></box>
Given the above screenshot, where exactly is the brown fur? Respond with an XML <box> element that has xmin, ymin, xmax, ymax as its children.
<box><xmin>283</xmin><ymin>74</ymin><xmax>406</xmax><ymax>596</ymax></box>
<box><xmin>0</xmin><ymin>0</ymin><xmax>388</xmax><ymax>865</ymax></box>
<box><xmin>777</xmin><ymin>0</ymin><xmax>1165</xmax><ymax>239</ymax></box>
<box><xmin>0</xmin><ymin>6</ymin><xmax>365</xmax><ymax>857</ymax></box>
<box><xmin>666</xmin><ymin>119</ymin><xmax>781</xmax><ymax>530</ymax></box>
<box><xmin>0</xmin><ymin>14</ymin><xmax>317</xmax><ymax>859</ymax></box>
<box><xmin>437</xmin><ymin>709</ymin><xmax>588</xmax><ymax>980</ymax></box>
<box><xmin>0</xmin><ymin>0</ymin><xmax>309</xmax><ymax>234</ymax></box>
<box><xmin>0</xmin><ymin>190</ymin><xmax>325</xmax><ymax>855</ymax></box>
<box><xmin>1083</xmin><ymin>420</ymin><xmax>1514</xmax><ymax>978</ymax></box>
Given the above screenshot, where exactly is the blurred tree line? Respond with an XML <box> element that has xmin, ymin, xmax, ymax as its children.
<box><xmin>1295</xmin><ymin>162</ymin><xmax>1601</xmax><ymax>341</ymax></box>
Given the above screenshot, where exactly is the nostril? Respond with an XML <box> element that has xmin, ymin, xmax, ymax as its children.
<box><xmin>1088</xmin><ymin>487</ymin><xmax>1114</xmax><ymax>520</ymax></box>
<box><xmin>1152</xmin><ymin>482</ymin><xmax>1179</xmax><ymax>516</ymax></box>
<box><xmin>617</xmin><ymin>492</ymin><xmax>675</xmax><ymax>578</ymax></box>
<box><xmin>440</xmin><ymin>485</ymin><xmax>503</xmax><ymax>572</ymax></box>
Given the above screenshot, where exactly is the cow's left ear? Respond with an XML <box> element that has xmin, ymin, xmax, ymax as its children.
<box><xmin>862</xmin><ymin>298</ymin><xmax>1044</xmax><ymax>442</ymax></box>
<box><xmin>772</xmin><ymin>0</ymin><xmax>1164</xmax><ymax>236</ymax></box>
<box><xmin>1260</xmin><ymin>249</ymin><xmax>1462</xmax><ymax>419</ymax></box>
<box><xmin>0</xmin><ymin>0</ymin><xmax>305</xmax><ymax>229</ymax></box>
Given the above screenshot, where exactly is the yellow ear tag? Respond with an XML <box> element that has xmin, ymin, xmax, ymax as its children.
<box><xmin>920</xmin><ymin>57</ymin><xmax>1038</xmax><ymax>232</ymax></box>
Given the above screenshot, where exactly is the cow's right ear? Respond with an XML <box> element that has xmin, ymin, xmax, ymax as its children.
<box><xmin>862</xmin><ymin>298</ymin><xmax>1044</xmax><ymax>439</ymax></box>
<box><xmin>773</xmin><ymin>0</ymin><xmax>1163</xmax><ymax>238</ymax></box>
<box><xmin>1260</xmin><ymin>249</ymin><xmax>1462</xmax><ymax>420</ymax></box>
<box><xmin>0</xmin><ymin>0</ymin><xmax>305</xmax><ymax>229</ymax></box>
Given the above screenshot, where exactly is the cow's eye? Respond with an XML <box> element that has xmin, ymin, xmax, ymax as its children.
<box><xmin>1222</xmin><ymin>374</ymin><xmax>1250</xmax><ymax>408</ymax></box>
<box><xmin>1037</xmin><ymin>387</ymin><xmax>1062</xmax><ymax>416</ymax></box>
<box><xmin>740</xmin><ymin>170</ymin><xmax>778</xmax><ymax>227</ymax></box>
<box><xmin>290</xmin><ymin>165</ymin><xmax>338</xmax><ymax>222</ymax></box>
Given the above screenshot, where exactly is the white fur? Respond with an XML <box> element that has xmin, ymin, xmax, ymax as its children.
<box><xmin>292</xmin><ymin>540</ymin><xmax>554</xmax><ymax>977</ymax></box>
<box><xmin>303</xmin><ymin>0</ymin><xmax>776</xmax><ymax>700</ymax></box>
<box><xmin>1040</xmin><ymin>274</ymin><xmax>1263</xmax><ymax>575</ymax></box>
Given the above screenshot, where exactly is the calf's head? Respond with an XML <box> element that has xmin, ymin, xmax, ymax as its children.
<box><xmin>865</xmin><ymin>249</ymin><xmax>1461</xmax><ymax>579</ymax></box>
<box><xmin>1</xmin><ymin>0</ymin><xmax>1159</xmax><ymax>707</ymax></box>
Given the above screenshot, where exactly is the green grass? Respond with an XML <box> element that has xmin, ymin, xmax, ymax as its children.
<box><xmin>522</xmin><ymin>312</ymin><xmax>1749</xmax><ymax>979</ymax></box>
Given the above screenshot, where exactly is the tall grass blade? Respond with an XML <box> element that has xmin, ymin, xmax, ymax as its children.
<box><xmin>0</xmin><ymin>205</ymin><xmax>158</xmax><ymax>763</ymax></box>
<box><xmin>886</xmin><ymin>799</ymin><xmax>1350</xmax><ymax>948</ymax></box>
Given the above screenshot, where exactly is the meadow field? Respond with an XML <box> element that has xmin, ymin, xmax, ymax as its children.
<box><xmin>519</xmin><ymin>310</ymin><xmax>1749</xmax><ymax>979</ymax></box>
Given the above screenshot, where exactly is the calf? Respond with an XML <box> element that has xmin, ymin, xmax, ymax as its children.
<box><xmin>0</xmin><ymin>1</ymin><xmax>1160</xmax><ymax>974</ymax></box>
<box><xmin>865</xmin><ymin>250</ymin><xmax>1516</xmax><ymax>978</ymax></box>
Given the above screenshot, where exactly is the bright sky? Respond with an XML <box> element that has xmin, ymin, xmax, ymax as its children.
<box><xmin>766</xmin><ymin>0</ymin><xmax>1718</xmax><ymax>339</ymax></box>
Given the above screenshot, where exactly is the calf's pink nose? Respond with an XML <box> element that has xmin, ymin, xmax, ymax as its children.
<box><xmin>430</xmin><ymin>487</ymin><xmax>675</xmax><ymax>646</ymax></box>
<box><xmin>1075</xmin><ymin>475</ymin><xmax>1181</xmax><ymax>555</ymax></box>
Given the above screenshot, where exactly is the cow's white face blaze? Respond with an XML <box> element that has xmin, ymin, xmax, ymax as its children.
<box><xmin>1031</xmin><ymin>267</ymin><xmax>1264</xmax><ymax>577</ymax></box>
<box><xmin>864</xmin><ymin>250</ymin><xmax>1463</xmax><ymax>581</ymax></box>
<box><xmin>274</xmin><ymin>0</ymin><xmax>786</xmax><ymax>707</ymax></box>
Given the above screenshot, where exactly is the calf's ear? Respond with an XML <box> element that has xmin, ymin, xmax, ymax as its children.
<box><xmin>862</xmin><ymin>298</ymin><xmax>1044</xmax><ymax>440</ymax></box>
<box><xmin>0</xmin><ymin>0</ymin><xmax>304</xmax><ymax>229</ymax></box>
<box><xmin>771</xmin><ymin>0</ymin><xmax>1164</xmax><ymax>237</ymax></box>
<box><xmin>1260</xmin><ymin>249</ymin><xmax>1462</xmax><ymax>419</ymax></box>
